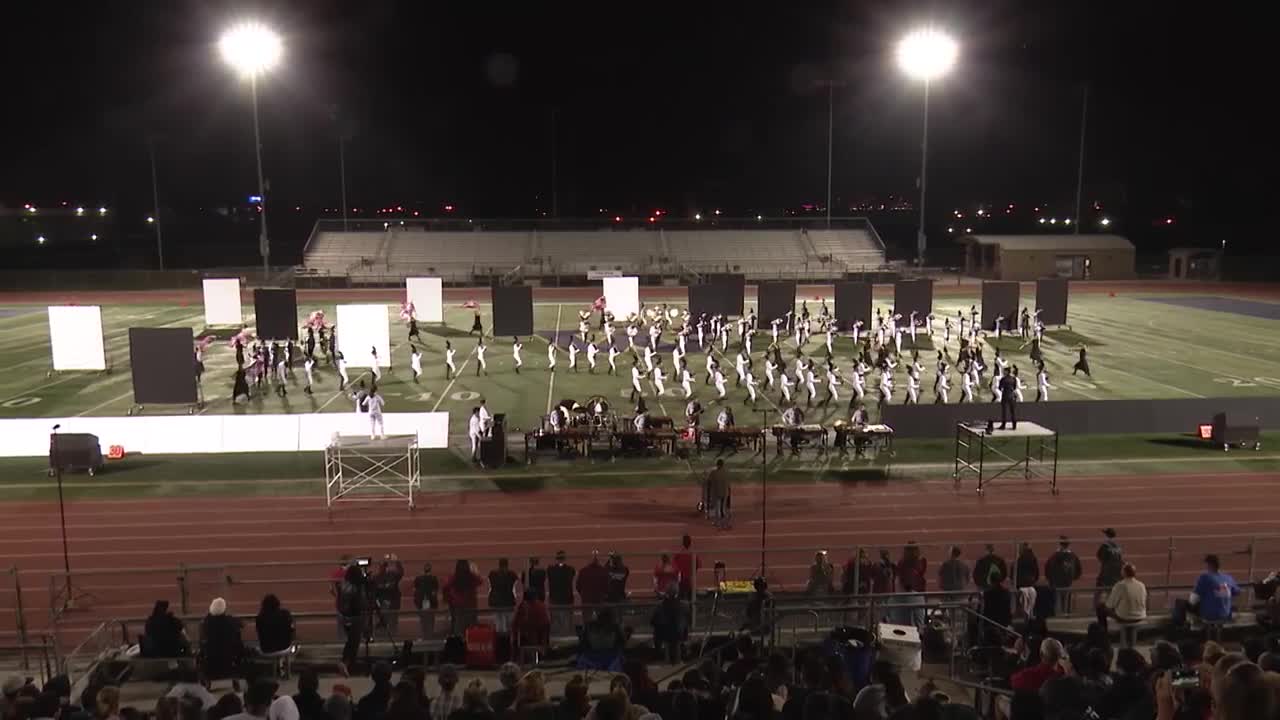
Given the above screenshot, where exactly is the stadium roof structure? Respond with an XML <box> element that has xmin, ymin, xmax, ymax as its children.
<box><xmin>956</xmin><ymin>233</ymin><xmax>1134</xmax><ymax>251</ymax></box>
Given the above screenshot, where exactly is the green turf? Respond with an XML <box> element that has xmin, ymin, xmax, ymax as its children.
<box><xmin>1</xmin><ymin>431</ymin><xmax>1276</xmax><ymax>501</ymax></box>
<box><xmin>3</xmin><ymin>292</ymin><xmax>1280</xmax><ymax>440</ymax></box>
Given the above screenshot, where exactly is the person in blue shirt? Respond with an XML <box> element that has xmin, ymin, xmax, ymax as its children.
<box><xmin>1191</xmin><ymin>554</ymin><xmax>1240</xmax><ymax>622</ymax></box>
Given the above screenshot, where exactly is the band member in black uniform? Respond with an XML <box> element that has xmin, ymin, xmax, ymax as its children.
<box><xmin>1072</xmin><ymin>344</ymin><xmax>1091</xmax><ymax>377</ymax></box>
<box><xmin>998</xmin><ymin>371</ymin><xmax>1019</xmax><ymax>430</ymax></box>
<box><xmin>469</xmin><ymin>310</ymin><xmax>483</xmax><ymax>336</ymax></box>
<box><xmin>408</xmin><ymin>316</ymin><xmax>421</xmax><ymax>342</ymax></box>
<box><xmin>305</xmin><ymin>326</ymin><xmax>316</xmax><ymax>358</ymax></box>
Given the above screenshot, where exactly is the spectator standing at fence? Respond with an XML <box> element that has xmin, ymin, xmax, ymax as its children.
<box><xmin>1096</xmin><ymin>528</ymin><xmax>1125</xmax><ymax>595</ymax></box>
<box><xmin>1013</xmin><ymin>543</ymin><xmax>1040</xmax><ymax>589</ymax></box>
<box><xmin>651</xmin><ymin>585</ymin><xmax>687</xmax><ymax>663</ymax></box>
<box><xmin>375</xmin><ymin>555</ymin><xmax>405</xmax><ymax>638</ymax></box>
<box><xmin>973</xmin><ymin>545</ymin><xmax>1009</xmax><ymax>591</ymax></box>
<box><xmin>653</xmin><ymin>554</ymin><xmax>680</xmax><ymax>596</ymax></box>
<box><xmin>254</xmin><ymin>594</ymin><xmax>295</xmax><ymax>654</ymax></box>
<box><xmin>336</xmin><ymin>565</ymin><xmax>366</xmax><ymax>677</ymax></box>
<box><xmin>412</xmin><ymin>563</ymin><xmax>439</xmax><ymax>642</ymax></box>
<box><xmin>576</xmin><ymin>552</ymin><xmax>609</xmax><ymax>609</ymax></box>
<box><xmin>143</xmin><ymin>600</ymin><xmax>190</xmax><ymax>657</ymax></box>
<box><xmin>489</xmin><ymin>558</ymin><xmax>519</xmax><ymax>634</ymax></box>
<box><xmin>1045</xmin><ymin>537</ymin><xmax>1083</xmax><ymax>615</ymax></box>
<box><xmin>672</xmin><ymin>535</ymin><xmax>699</xmax><ymax>600</ymax></box>
<box><xmin>938</xmin><ymin>546</ymin><xmax>970</xmax><ymax>593</ymax></box>
<box><xmin>547</xmin><ymin>551</ymin><xmax>577</xmax><ymax>635</ymax></box>
<box><xmin>896</xmin><ymin>542</ymin><xmax>928</xmax><ymax>626</ymax></box>
<box><xmin>806</xmin><ymin>551</ymin><xmax>835</xmax><ymax>595</ymax></box>
<box><xmin>605</xmin><ymin>553</ymin><xmax>631</xmax><ymax>604</ymax></box>
<box><xmin>445</xmin><ymin>560</ymin><xmax>482</xmax><ymax>633</ymax></box>
<box><xmin>522</xmin><ymin>557</ymin><xmax>547</xmax><ymax>602</ymax></box>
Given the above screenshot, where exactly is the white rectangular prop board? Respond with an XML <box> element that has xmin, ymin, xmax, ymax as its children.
<box><xmin>48</xmin><ymin>306</ymin><xmax>107</xmax><ymax>371</ymax></box>
<box><xmin>0</xmin><ymin>412</ymin><xmax>450</xmax><ymax>457</ymax></box>
<box><xmin>406</xmin><ymin>277</ymin><xmax>444</xmax><ymax>323</ymax></box>
<box><xmin>336</xmin><ymin>304</ymin><xmax>393</xmax><ymax>368</ymax></box>
<box><xmin>602</xmin><ymin>276</ymin><xmax>640</xmax><ymax>320</ymax></box>
<box><xmin>202</xmin><ymin>278</ymin><xmax>243</xmax><ymax>326</ymax></box>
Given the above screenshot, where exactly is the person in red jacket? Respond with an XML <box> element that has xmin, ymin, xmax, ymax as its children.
<box><xmin>671</xmin><ymin>535</ymin><xmax>699</xmax><ymax>599</ymax></box>
<box><xmin>895</xmin><ymin>542</ymin><xmax>928</xmax><ymax>626</ymax></box>
<box><xmin>511</xmin><ymin>590</ymin><xmax>551</xmax><ymax>652</ymax></box>
<box><xmin>575</xmin><ymin>551</ymin><xmax>610</xmax><ymax>608</ymax></box>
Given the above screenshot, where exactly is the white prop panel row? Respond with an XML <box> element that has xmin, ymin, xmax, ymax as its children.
<box><xmin>0</xmin><ymin>412</ymin><xmax>450</xmax><ymax>457</ymax></box>
<box><xmin>47</xmin><ymin>306</ymin><xmax>106</xmax><ymax>371</ymax></box>
<box><xmin>202</xmin><ymin>278</ymin><xmax>243</xmax><ymax>326</ymax></box>
<box><xmin>602</xmin><ymin>276</ymin><xmax>640</xmax><ymax>319</ymax></box>
<box><xmin>336</xmin><ymin>304</ymin><xmax>393</xmax><ymax>368</ymax></box>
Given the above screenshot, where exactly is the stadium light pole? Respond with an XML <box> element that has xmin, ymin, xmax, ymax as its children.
<box><xmin>897</xmin><ymin>27</ymin><xmax>958</xmax><ymax>266</ymax></box>
<box><xmin>219</xmin><ymin>21</ymin><xmax>282</xmax><ymax>280</ymax></box>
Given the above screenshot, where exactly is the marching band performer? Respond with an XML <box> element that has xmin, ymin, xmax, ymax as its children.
<box><xmin>586</xmin><ymin>338</ymin><xmax>599</xmax><ymax>372</ymax></box>
<box><xmin>409</xmin><ymin>345</ymin><xmax>422</xmax><ymax>384</ymax></box>
<box><xmin>779</xmin><ymin>370</ymin><xmax>794</xmax><ymax>403</ymax></box>
<box><xmin>475</xmin><ymin>339</ymin><xmax>488</xmax><ymax>376</ymax></box>
<box><xmin>568</xmin><ymin>340</ymin><xmax>580</xmax><ymax>372</ymax></box>
<box><xmin>512</xmin><ymin>337</ymin><xmax>524</xmax><ymax>373</ymax></box>
<box><xmin>608</xmin><ymin>343</ymin><xmax>620</xmax><ymax>374</ymax></box>
<box><xmin>546</xmin><ymin>340</ymin><xmax>557</xmax><ymax>372</ymax></box>
<box><xmin>680</xmin><ymin>360</ymin><xmax>694</xmax><ymax>398</ymax></box>
<box><xmin>445</xmin><ymin>341</ymin><xmax>457</xmax><ymax>379</ymax></box>
<box><xmin>713</xmin><ymin>366</ymin><xmax>728</xmax><ymax>400</ymax></box>
<box><xmin>630</xmin><ymin>363</ymin><xmax>646</xmax><ymax>403</ymax></box>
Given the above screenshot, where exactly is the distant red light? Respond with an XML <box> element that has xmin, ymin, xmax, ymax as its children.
<box><xmin>413</xmin><ymin>211</ymin><xmax>420</xmax><ymax>217</ymax></box>
<box><xmin>1165</xmin><ymin>217</ymin><xmax>1174</xmax><ymax>225</ymax></box>
<box><xmin>444</xmin><ymin>205</ymin><xmax>455</xmax><ymax>212</ymax></box>
<box><xmin>613</xmin><ymin>216</ymin><xmax>622</xmax><ymax>223</ymax></box>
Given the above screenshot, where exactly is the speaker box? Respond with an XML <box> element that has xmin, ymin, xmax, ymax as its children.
<box><xmin>481</xmin><ymin>413</ymin><xmax>507</xmax><ymax>466</ymax></box>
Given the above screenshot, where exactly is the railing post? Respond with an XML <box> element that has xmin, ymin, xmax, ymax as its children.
<box><xmin>1247</xmin><ymin>536</ymin><xmax>1258</xmax><ymax>608</ymax></box>
<box><xmin>178</xmin><ymin>564</ymin><xmax>190</xmax><ymax>615</ymax></box>
<box><xmin>1164</xmin><ymin>537</ymin><xmax>1176</xmax><ymax>608</ymax></box>
<box><xmin>11</xmin><ymin>568</ymin><xmax>28</xmax><ymax>670</ymax></box>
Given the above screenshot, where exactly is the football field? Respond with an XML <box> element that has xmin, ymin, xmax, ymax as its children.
<box><xmin>2</xmin><ymin>285</ymin><xmax>1280</xmax><ymax>446</ymax></box>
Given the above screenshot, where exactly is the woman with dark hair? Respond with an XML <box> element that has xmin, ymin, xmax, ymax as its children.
<box><xmin>445</xmin><ymin>559</ymin><xmax>482</xmax><ymax>632</ymax></box>
<box><xmin>255</xmin><ymin>593</ymin><xmax>296</xmax><ymax>654</ymax></box>
<box><xmin>143</xmin><ymin>600</ymin><xmax>190</xmax><ymax>657</ymax></box>
<box><xmin>555</xmin><ymin>675</ymin><xmax>592</xmax><ymax>720</ymax></box>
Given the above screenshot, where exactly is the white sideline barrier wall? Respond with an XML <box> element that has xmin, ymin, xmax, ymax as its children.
<box><xmin>0</xmin><ymin>412</ymin><xmax>450</xmax><ymax>457</ymax></box>
<box><xmin>405</xmin><ymin>277</ymin><xmax>444</xmax><ymax>323</ymax></box>
<box><xmin>202</xmin><ymin>278</ymin><xmax>243</xmax><ymax>326</ymax></box>
<box><xmin>47</xmin><ymin>306</ymin><xmax>107</xmax><ymax>371</ymax></box>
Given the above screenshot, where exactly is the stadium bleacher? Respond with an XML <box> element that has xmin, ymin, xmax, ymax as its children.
<box><xmin>301</xmin><ymin>220</ymin><xmax>889</xmax><ymax>284</ymax></box>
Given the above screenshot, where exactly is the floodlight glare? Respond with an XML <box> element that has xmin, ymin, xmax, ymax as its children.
<box><xmin>896</xmin><ymin>27</ymin><xmax>958</xmax><ymax>81</ymax></box>
<box><xmin>219</xmin><ymin>21</ymin><xmax>282</xmax><ymax>78</ymax></box>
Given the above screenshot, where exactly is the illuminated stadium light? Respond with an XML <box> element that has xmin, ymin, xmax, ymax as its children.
<box><xmin>694</xmin><ymin>213</ymin><xmax>702</xmax><ymax>220</ymax></box>
<box><xmin>37</xmin><ymin>235</ymin><xmax>46</xmax><ymax>245</ymax></box>
<box><xmin>218</xmin><ymin>22</ymin><xmax>282</xmax><ymax>78</ymax></box>
<box><xmin>1099</xmin><ymin>217</ymin><xmax>1112</xmax><ymax>227</ymax></box>
<box><xmin>1049</xmin><ymin>218</ymin><xmax>1058</xmax><ymax>224</ymax></box>
<box><xmin>98</xmin><ymin>206</ymin><xmax>107</xmax><ymax>215</ymax></box>
<box><xmin>756</xmin><ymin>214</ymin><xmax>763</xmax><ymax>221</ymax></box>
<box><xmin>1038</xmin><ymin>217</ymin><xmax>1047</xmax><ymax>224</ymax></box>
<box><xmin>90</xmin><ymin>234</ymin><xmax>98</xmax><ymax>241</ymax></box>
<box><xmin>146</xmin><ymin>216</ymin><xmax>155</xmax><ymax>223</ymax></box>
<box><xmin>714</xmin><ymin>209</ymin><xmax>721</xmax><ymax>216</ymax></box>
<box><xmin>1063</xmin><ymin>218</ymin><xmax>1072</xmax><ymax>226</ymax></box>
<box><xmin>896</xmin><ymin>27</ymin><xmax>958</xmax><ymax>82</ymax></box>
<box><xmin>75</xmin><ymin>206</ymin><xmax>85</xmax><ymax>216</ymax></box>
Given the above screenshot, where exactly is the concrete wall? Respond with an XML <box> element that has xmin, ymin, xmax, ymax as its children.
<box><xmin>997</xmin><ymin>248</ymin><xmax>1134</xmax><ymax>280</ymax></box>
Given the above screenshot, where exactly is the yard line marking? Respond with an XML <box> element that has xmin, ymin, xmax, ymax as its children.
<box><xmin>313</xmin><ymin>371</ymin><xmax>367</xmax><ymax>413</ymax></box>
<box><xmin>75</xmin><ymin>388</ymin><xmax>136</xmax><ymax>417</ymax></box>
<box><xmin>431</xmin><ymin>347</ymin><xmax>475</xmax><ymax>413</ymax></box>
<box><xmin>546</xmin><ymin>304</ymin><xmax>562</xmax><ymax>414</ymax></box>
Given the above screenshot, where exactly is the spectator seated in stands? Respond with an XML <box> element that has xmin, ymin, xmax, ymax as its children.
<box><xmin>386</xmin><ymin>679</ymin><xmax>428</xmax><ymax>720</ymax></box>
<box><xmin>1010</xmin><ymin>637</ymin><xmax>1065</xmax><ymax>694</ymax></box>
<box><xmin>222</xmin><ymin>681</ymin><xmax>275</xmax><ymax>720</ymax></box>
<box><xmin>431</xmin><ymin>666</ymin><xmax>461</xmax><ymax>720</ymax></box>
<box><xmin>512</xmin><ymin>670</ymin><xmax>556</xmax><ymax>720</ymax></box>
<box><xmin>200</xmin><ymin>598</ymin><xmax>246</xmax><ymax>681</ymax></box>
<box><xmin>724</xmin><ymin>635</ymin><xmax>761</xmax><ymax>687</ymax></box>
<box><xmin>852</xmin><ymin>659</ymin><xmax>910</xmax><ymax>718</ymax></box>
<box><xmin>488</xmin><ymin>663</ymin><xmax>520</xmax><ymax>715</ymax></box>
<box><xmin>512</xmin><ymin>590</ymin><xmax>551</xmax><ymax>652</ymax></box>
<box><xmin>357</xmin><ymin>663</ymin><xmax>394</xmax><ymax>720</ymax></box>
<box><xmin>578</xmin><ymin>608</ymin><xmax>627</xmax><ymax>671</ymax></box>
<box><xmin>1099</xmin><ymin>647</ymin><xmax>1151</xmax><ymax>720</ymax></box>
<box><xmin>1190</xmin><ymin>554</ymin><xmax>1240</xmax><ymax>629</ymax></box>
<box><xmin>1101</xmin><ymin>563</ymin><xmax>1148</xmax><ymax>648</ymax></box>
<box><xmin>255</xmin><ymin>594</ymin><xmax>296</xmax><ymax>655</ymax></box>
<box><xmin>742</xmin><ymin>577</ymin><xmax>773</xmax><ymax>636</ymax></box>
<box><xmin>451</xmin><ymin>679</ymin><xmax>495</xmax><ymax>720</ymax></box>
<box><xmin>650</xmin><ymin>584</ymin><xmax>687</xmax><ymax>663</ymax></box>
<box><xmin>143</xmin><ymin>600</ymin><xmax>191</xmax><ymax>658</ymax></box>
<box><xmin>291</xmin><ymin>670</ymin><xmax>325</xmax><ymax>720</ymax></box>
<box><xmin>555</xmin><ymin>675</ymin><xmax>591</xmax><ymax>720</ymax></box>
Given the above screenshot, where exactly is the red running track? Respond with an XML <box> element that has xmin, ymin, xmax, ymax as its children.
<box><xmin>3</xmin><ymin>469</ymin><xmax>1280</xmax><ymax>642</ymax></box>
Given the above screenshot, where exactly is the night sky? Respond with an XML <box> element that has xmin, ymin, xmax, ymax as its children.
<box><xmin>0</xmin><ymin>1</ymin><xmax>1272</xmax><ymax>250</ymax></box>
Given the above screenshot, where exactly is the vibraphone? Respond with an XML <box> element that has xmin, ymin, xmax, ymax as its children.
<box><xmin>834</xmin><ymin>423</ymin><xmax>895</xmax><ymax>458</ymax></box>
<box><xmin>609</xmin><ymin>429</ymin><xmax>678</xmax><ymax>457</ymax></box>
<box><xmin>770</xmin><ymin>424</ymin><xmax>829</xmax><ymax>455</ymax></box>
<box><xmin>524</xmin><ymin>427</ymin><xmax>595</xmax><ymax>463</ymax></box>
<box><xmin>704</xmin><ymin>427</ymin><xmax>765</xmax><ymax>453</ymax></box>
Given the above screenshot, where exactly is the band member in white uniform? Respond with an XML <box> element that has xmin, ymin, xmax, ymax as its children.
<box><xmin>370</xmin><ymin>347</ymin><xmax>381</xmax><ymax>381</ymax></box>
<box><xmin>648</xmin><ymin>322</ymin><xmax>661</xmax><ymax>350</ymax></box>
<box><xmin>851</xmin><ymin>319</ymin><xmax>863</xmax><ymax>345</ymax></box>
<box><xmin>824</xmin><ymin>367</ymin><xmax>841</xmax><ymax>406</ymax></box>
<box><xmin>1036</xmin><ymin>365</ymin><xmax>1051</xmax><ymax>401</ymax></box>
<box><xmin>336</xmin><ymin>351</ymin><xmax>349</xmax><ymax>389</ymax></box>
<box><xmin>579</xmin><ymin>318</ymin><xmax>590</xmax><ymax>343</ymax></box>
<box><xmin>608</xmin><ymin>343</ymin><xmax>620</xmax><ymax>374</ymax></box>
<box><xmin>878</xmin><ymin>369</ymin><xmax>894</xmax><ymax>406</ymax></box>
<box><xmin>1012</xmin><ymin>365</ymin><xmax>1026</xmax><ymax>402</ymax></box>
<box><xmin>512</xmin><ymin>337</ymin><xmax>524</xmax><ymax>373</ymax></box>
<box><xmin>652</xmin><ymin>362</ymin><xmax>668</xmax><ymax>396</ymax></box>
<box><xmin>779</xmin><ymin>371</ymin><xmax>794</xmax><ymax>403</ymax></box>
<box><xmin>990</xmin><ymin>363</ymin><xmax>1003</xmax><ymax>403</ymax></box>
<box><xmin>804</xmin><ymin>367</ymin><xmax>818</xmax><ymax>408</ymax></box>
<box><xmin>643</xmin><ymin>344</ymin><xmax>656</xmax><ymax>372</ymax></box>
<box><xmin>718</xmin><ymin>323</ymin><xmax>729</xmax><ymax>352</ymax></box>
<box><xmin>696</xmin><ymin>318</ymin><xmax>705</xmax><ymax>349</ymax></box>
<box><xmin>626</xmin><ymin>324</ymin><xmax>638</xmax><ymax>350</ymax></box>
<box><xmin>993</xmin><ymin>314</ymin><xmax>1005</xmax><ymax>340</ymax></box>
<box><xmin>960</xmin><ymin>369</ymin><xmax>974</xmax><ymax>403</ymax></box>
<box><xmin>275</xmin><ymin>354</ymin><xmax>289</xmax><ymax>396</ymax></box>
<box><xmin>825</xmin><ymin>324</ymin><xmax>835</xmax><ymax>355</ymax></box>
<box><xmin>475</xmin><ymin>340</ymin><xmax>488</xmax><ymax>376</ymax></box>
<box><xmin>671</xmin><ymin>345</ymin><xmax>685</xmax><ymax>374</ymax></box>
<box><xmin>445</xmin><ymin>341</ymin><xmax>457</xmax><ymax>379</ymax></box>
<box><xmin>568</xmin><ymin>341</ymin><xmax>579</xmax><ymax>371</ymax></box>
<box><xmin>716</xmin><ymin>406</ymin><xmax>735</xmax><ymax>430</ymax></box>
<box><xmin>546</xmin><ymin>341</ymin><xmax>557</xmax><ymax>371</ymax></box>
<box><xmin>893</xmin><ymin>326</ymin><xmax>903</xmax><ymax>355</ymax></box>
<box><xmin>765</xmin><ymin>356</ymin><xmax>778</xmax><ymax>389</ymax></box>
<box><xmin>745</xmin><ymin>370</ymin><xmax>759</xmax><ymax>406</ymax></box>
<box><xmin>771</xmin><ymin>317</ymin><xmax>783</xmax><ymax>344</ymax></box>
<box><xmin>303</xmin><ymin>354</ymin><xmax>316</xmax><ymax>395</ymax></box>
<box><xmin>705</xmin><ymin>353</ymin><xmax>717</xmax><ymax>385</ymax></box>
<box><xmin>586</xmin><ymin>340</ymin><xmax>599</xmax><ymax>372</ymax></box>
<box><xmin>853</xmin><ymin>366</ymin><xmax>867</xmax><ymax>402</ymax></box>
<box><xmin>734</xmin><ymin>350</ymin><xmax>748</xmax><ymax>386</ymax></box>
<box><xmin>630</xmin><ymin>363</ymin><xmax>646</xmax><ymax>402</ymax></box>
<box><xmin>366</xmin><ymin>388</ymin><xmax>386</xmax><ymax>439</ymax></box>
<box><xmin>677</xmin><ymin>327</ymin><xmax>688</xmax><ymax>354</ymax></box>
<box><xmin>744</xmin><ymin>329</ymin><xmax>754</xmax><ymax>356</ymax></box>
<box><xmin>604</xmin><ymin>321</ymin><xmax>615</xmax><ymax>346</ymax></box>
<box><xmin>409</xmin><ymin>346</ymin><xmax>422</xmax><ymax>383</ymax></box>
<box><xmin>908</xmin><ymin>311</ymin><xmax>919</xmax><ymax>345</ymax></box>
<box><xmin>906</xmin><ymin>367</ymin><xmax>920</xmax><ymax>404</ymax></box>
<box><xmin>468</xmin><ymin>407</ymin><xmax>484</xmax><ymax>462</ymax></box>
<box><xmin>927</xmin><ymin>312</ymin><xmax>936</xmax><ymax>338</ymax></box>
<box><xmin>935</xmin><ymin>364</ymin><xmax>950</xmax><ymax>404</ymax></box>
<box><xmin>943</xmin><ymin>316</ymin><xmax>952</xmax><ymax>344</ymax></box>
<box><xmin>680</xmin><ymin>362</ymin><xmax>694</xmax><ymax>398</ymax></box>
<box><xmin>713</xmin><ymin>367</ymin><xmax>728</xmax><ymax>399</ymax></box>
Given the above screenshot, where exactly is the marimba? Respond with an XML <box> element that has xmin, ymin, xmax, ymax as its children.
<box><xmin>834</xmin><ymin>423</ymin><xmax>895</xmax><ymax>458</ymax></box>
<box><xmin>704</xmin><ymin>427</ymin><xmax>765</xmax><ymax>453</ymax></box>
<box><xmin>609</xmin><ymin>429</ymin><xmax>678</xmax><ymax>457</ymax></box>
<box><xmin>770</xmin><ymin>424</ymin><xmax>829</xmax><ymax>455</ymax></box>
<box><xmin>524</xmin><ymin>428</ymin><xmax>594</xmax><ymax>463</ymax></box>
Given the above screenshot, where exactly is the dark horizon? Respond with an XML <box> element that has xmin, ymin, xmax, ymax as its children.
<box><xmin>1</xmin><ymin>1</ymin><xmax>1274</xmax><ymax>255</ymax></box>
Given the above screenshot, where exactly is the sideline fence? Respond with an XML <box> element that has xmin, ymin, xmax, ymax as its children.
<box><xmin>8</xmin><ymin>531</ymin><xmax>1275</xmax><ymax>664</ymax></box>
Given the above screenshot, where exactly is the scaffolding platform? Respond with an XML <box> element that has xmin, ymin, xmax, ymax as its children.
<box><xmin>953</xmin><ymin>421</ymin><xmax>1059</xmax><ymax>495</ymax></box>
<box><xmin>324</xmin><ymin>434</ymin><xmax>420</xmax><ymax>510</ymax></box>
